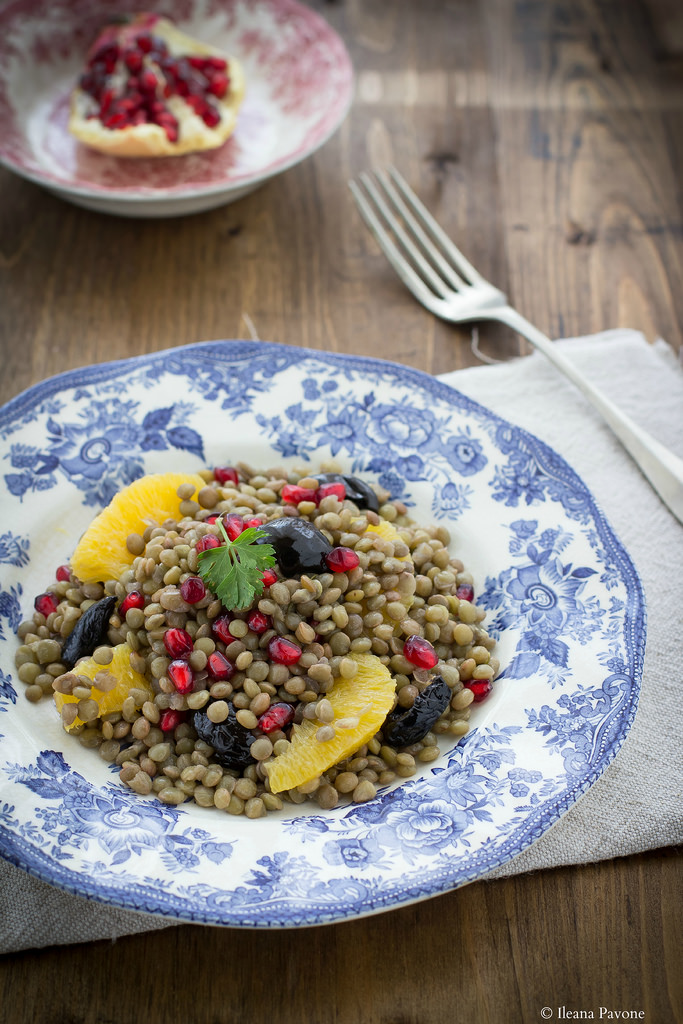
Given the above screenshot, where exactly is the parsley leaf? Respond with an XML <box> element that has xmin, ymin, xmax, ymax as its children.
<box><xmin>197</xmin><ymin>522</ymin><xmax>276</xmax><ymax>611</ymax></box>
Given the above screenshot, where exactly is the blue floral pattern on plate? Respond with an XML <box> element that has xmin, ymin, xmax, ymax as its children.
<box><xmin>0</xmin><ymin>340</ymin><xmax>645</xmax><ymax>927</ymax></box>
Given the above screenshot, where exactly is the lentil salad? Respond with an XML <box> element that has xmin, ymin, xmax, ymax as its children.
<box><xmin>14</xmin><ymin>463</ymin><xmax>499</xmax><ymax>818</ymax></box>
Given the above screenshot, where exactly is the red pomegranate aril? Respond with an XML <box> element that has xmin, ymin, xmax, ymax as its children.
<box><xmin>317</xmin><ymin>481</ymin><xmax>346</xmax><ymax>502</ymax></box>
<box><xmin>282</xmin><ymin>483</ymin><xmax>319</xmax><ymax>505</ymax></box>
<box><xmin>261</xmin><ymin>568</ymin><xmax>278</xmax><ymax>587</ymax></box>
<box><xmin>205</xmin><ymin>514</ymin><xmax>220</xmax><ymax>524</ymax></box>
<box><xmin>402</xmin><ymin>635</ymin><xmax>439</xmax><ymax>670</ymax></box>
<box><xmin>163</xmin><ymin>627</ymin><xmax>194</xmax><ymax>659</ymax></box>
<box><xmin>179</xmin><ymin>576</ymin><xmax>206</xmax><ymax>604</ymax></box>
<box><xmin>56</xmin><ymin>564</ymin><xmax>71</xmax><ymax>583</ymax></box>
<box><xmin>214</xmin><ymin>466</ymin><xmax>239</xmax><ymax>486</ymax></box>
<box><xmin>325</xmin><ymin>547</ymin><xmax>360</xmax><ymax>573</ymax></box>
<box><xmin>207</xmin><ymin>651</ymin><xmax>235</xmax><ymax>681</ymax></box>
<box><xmin>205</xmin><ymin>56</ymin><xmax>228</xmax><ymax>70</ymax></box>
<box><xmin>163</xmin><ymin>122</ymin><xmax>179</xmax><ymax>142</ymax></box>
<box><xmin>222</xmin><ymin>513</ymin><xmax>245</xmax><ymax>541</ymax></box>
<box><xmin>465</xmin><ymin>679</ymin><xmax>492</xmax><ymax>703</ymax></box>
<box><xmin>211</xmin><ymin>613</ymin><xmax>234</xmax><ymax>644</ymax></box>
<box><xmin>136</xmin><ymin>32</ymin><xmax>153</xmax><ymax>53</ymax></box>
<box><xmin>257</xmin><ymin>702</ymin><xmax>295</xmax><ymax>734</ymax></box>
<box><xmin>202</xmin><ymin>106</ymin><xmax>221</xmax><ymax>128</ymax></box>
<box><xmin>268</xmin><ymin>636</ymin><xmax>302</xmax><ymax>665</ymax></box>
<box><xmin>124</xmin><ymin>49</ymin><xmax>143</xmax><ymax>73</ymax></box>
<box><xmin>139</xmin><ymin>69</ymin><xmax>158</xmax><ymax>93</ymax></box>
<box><xmin>247</xmin><ymin>610</ymin><xmax>271</xmax><ymax>634</ymax></box>
<box><xmin>34</xmin><ymin>593</ymin><xmax>59</xmax><ymax>618</ymax></box>
<box><xmin>119</xmin><ymin>591</ymin><xmax>145</xmax><ymax>616</ymax></box>
<box><xmin>168</xmin><ymin>660</ymin><xmax>194</xmax><ymax>693</ymax></box>
<box><xmin>456</xmin><ymin>583</ymin><xmax>475</xmax><ymax>602</ymax></box>
<box><xmin>208</xmin><ymin>74</ymin><xmax>228</xmax><ymax>98</ymax></box>
<box><xmin>196</xmin><ymin>534</ymin><xmax>221</xmax><ymax>553</ymax></box>
<box><xmin>244</xmin><ymin>517</ymin><xmax>263</xmax><ymax>529</ymax></box>
<box><xmin>99</xmin><ymin>88</ymin><xmax>115</xmax><ymax>115</ymax></box>
<box><xmin>159</xmin><ymin>709</ymin><xmax>187</xmax><ymax>732</ymax></box>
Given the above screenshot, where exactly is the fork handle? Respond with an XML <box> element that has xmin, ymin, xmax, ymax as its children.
<box><xmin>494</xmin><ymin>306</ymin><xmax>683</xmax><ymax>526</ymax></box>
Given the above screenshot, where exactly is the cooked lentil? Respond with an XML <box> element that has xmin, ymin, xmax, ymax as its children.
<box><xmin>15</xmin><ymin>462</ymin><xmax>499</xmax><ymax>816</ymax></box>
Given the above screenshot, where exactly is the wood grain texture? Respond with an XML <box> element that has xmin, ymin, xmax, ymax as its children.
<box><xmin>0</xmin><ymin>0</ymin><xmax>682</xmax><ymax>1020</ymax></box>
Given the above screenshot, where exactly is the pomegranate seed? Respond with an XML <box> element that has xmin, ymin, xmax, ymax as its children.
<box><xmin>247</xmin><ymin>610</ymin><xmax>271</xmax><ymax>634</ymax></box>
<box><xmin>261</xmin><ymin>568</ymin><xmax>278</xmax><ymax>587</ymax></box>
<box><xmin>163</xmin><ymin>627</ymin><xmax>193</xmax><ymax>659</ymax></box>
<box><xmin>465</xmin><ymin>679</ymin><xmax>492</xmax><ymax>703</ymax></box>
<box><xmin>168</xmin><ymin>659</ymin><xmax>194</xmax><ymax>693</ymax></box>
<box><xmin>268</xmin><ymin>636</ymin><xmax>301</xmax><ymax>665</ymax></box>
<box><xmin>99</xmin><ymin>88</ymin><xmax>115</xmax><ymax>115</ymax></box>
<box><xmin>205</xmin><ymin>56</ymin><xmax>228</xmax><ymax>70</ymax></box>
<box><xmin>202</xmin><ymin>105</ymin><xmax>221</xmax><ymax>127</ymax></box>
<box><xmin>196</xmin><ymin>534</ymin><xmax>221</xmax><ymax>553</ymax></box>
<box><xmin>187</xmin><ymin>55</ymin><xmax>207</xmax><ymax>69</ymax></box>
<box><xmin>119</xmin><ymin>591</ymin><xmax>145</xmax><ymax>616</ymax></box>
<box><xmin>205</xmin><ymin>514</ymin><xmax>220</xmax><ymax>524</ymax></box>
<box><xmin>207</xmin><ymin>651</ymin><xmax>235</xmax><ymax>681</ymax></box>
<box><xmin>211</xmin><ymin>613</ymin><xmax>234</xmax><ymax>644</ymax></box>
<box><xmin>214</xmin><ymin>466</ymin><xmax>239</xmax><ymax>486</ymax></box>
<box><xmin>222</xmin><ymin>513</ymin><xmax>245</xmax><ymax>541</ymax></box>
<box><xmin>159</xmin><ymin>709</ymin><xmax>187</xmax><ymax>732</ymax></box>
<box><xmin>257</xmin><ymin>702</ymin><xmax>295</xmax><ymax>734</ymax></box>
<box><xmin>456</xmin><ymin>583</ymin><xmax>475</xmax><ymax>602</ymax></box>
<box><xmin>243</xmin><ymin>517</ymin><xmax>263</xmax><ymax>529</ymax></box>
<box><xmin>56</xmin><ymin>564</ymin><xmax>71</xmax><ymax>582</ymax></box>
<box><xmin>34</xmin><ymin>593</ymin><xmax>58</xmax><ymax>617</ymax></box>
<box><xmin>136</xmin><ymin>32</ymin><xmax>153</xmax><ymax>53</ymax></box>
<box><xmin>207</xmin><ymin>73</ymin><xmax>228</xmax><ymax>98</ymax></box>
<box><xmin>403</xmin><ymin>635</ymin><xmax>439</xmax><ymax>670</ymax></box>
<box><xmin>163</xmin><ymin>122</ymin><xmax>179</xmax><ymax>142</ymax></box>
<box><xmin>317</xmin><ymin>481</ymin><xmax>346</xmax><ymax>502</ymax></box>
<box><xmin>281</xmin><ymin>483</ymin><xmax>319</xmax><ymax>505</ymax></box>
<box><xmin>103</xmin><ymin>112</ymin><xmax>128</xmax><ymax>129</ymax></box>
<box><xmin>325</xmin><ymin>547</ymin><xmax>360</xmax><ymax>573</ymax></box>
<box><xmin>124</xmin><ymin>49</ymin><xmax>143</xmax><ymax>73</ymax></box>
<box><xmin>179</xmin><ymin>576</ymin><xmax>206</xmax><ymax>604</ymax></box>
<box><xmin>139</xmin><ymin>70</ymin><xmax>158</xmax><ymax>93</ymax></box>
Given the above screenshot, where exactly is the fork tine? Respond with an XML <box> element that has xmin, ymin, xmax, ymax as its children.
<box><xmin>356</xmin><ymin>172</ymin><xmax>453</xmax><ymax>300</ymax></box>
<box><xmin>373</xmin><ymin>170</ymin><xmax>468</xmax><ymax>292</ymax></box>
<box><xmin>387</xmin><ymin>167</ymin><xmax>487</xmax><ymax>286</ymax></box>
<box><xmin>348</xmin><ymin>179</ymin><xmax>446</xmax><ymax>311</ymax></box>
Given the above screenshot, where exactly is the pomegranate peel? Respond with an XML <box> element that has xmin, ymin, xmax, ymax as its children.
<box><xmin>68</xmin><ymin>12</ymin><xmax>245</xmax><ymax>158</ymax></box>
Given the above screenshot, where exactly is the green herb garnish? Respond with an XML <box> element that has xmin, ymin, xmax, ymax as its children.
<box><xmin>197</xmin><ymin>522</ymin><xmax>276</xmax><ymax>611</ymax></box>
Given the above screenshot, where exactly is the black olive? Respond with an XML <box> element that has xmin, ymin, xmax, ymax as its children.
<box><xmin>193</xmin><ymin>704</ymin><xmax>255</xmax><ymax>770</ymax></box>
<box><xmin>257</xmin><ymin>517</ymin><xmax>332</xmax><ymax>576</ymax></box>
<box><xmin>313</xmin><ymin>473</ymin><xmax>380</xmax><ymax>512</ymax></box>
<box><xmin>382</xmin><ymin>676</ymin><xmax>451</xmax><ymax>747</ymax></box>
<box><xmin>60</xmin><ymin>595</ymin><xmax>117</xmax><ymax>669</ymax></box>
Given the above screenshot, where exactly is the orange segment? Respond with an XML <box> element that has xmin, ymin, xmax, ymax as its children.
<box><xmin>54</xmin><ymin>642</ymin><xmax>154</xmax><ymax>732</ymax></box>
<box><xmin>266</xmin><ymin>653</ymin><xmax>396</xmax><ymax>794</ymax></box>
<box><xmin>71</xmin><ymin>472</ymin><xmax>206</xmax><ymax>584</ymax></box>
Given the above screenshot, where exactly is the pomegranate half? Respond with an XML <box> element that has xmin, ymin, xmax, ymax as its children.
<box><xmin>68</xmin><ymin>12</ymin><xmax>245</xmax><ymax>158</ymax></box>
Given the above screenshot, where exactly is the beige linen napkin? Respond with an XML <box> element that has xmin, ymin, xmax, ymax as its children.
<box><xmin>1</xmin><ymin>328</ymin><xmax>681</xmax><ymax>952</ymax></box>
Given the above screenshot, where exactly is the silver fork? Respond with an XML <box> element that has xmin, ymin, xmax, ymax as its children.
<box><xmin>349</xmin><ymin>167</ymin><xmax>683</xmax><ymax>526</ymax></box>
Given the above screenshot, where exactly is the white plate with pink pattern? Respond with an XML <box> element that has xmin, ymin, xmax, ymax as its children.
<box><xmin>0</xmin><ymin>0</ymin><xmax>353</xmax><ymax>217</ymax></box>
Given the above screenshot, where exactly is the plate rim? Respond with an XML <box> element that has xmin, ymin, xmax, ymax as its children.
<box><xmin>0</xmin><ymin>339</ymin><xmax>647</xmax><ymax>926</ymax></box>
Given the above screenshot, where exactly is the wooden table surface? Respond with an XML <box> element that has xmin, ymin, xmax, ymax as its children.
<box><xmin>1</xmin><ymin>1</ymin><xmax>682</xmax><ymax>1021</ymax></box>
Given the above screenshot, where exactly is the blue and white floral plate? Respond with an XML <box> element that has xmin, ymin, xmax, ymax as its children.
<box><xmin>0</xmin><ymin>341</ymin><xmax>645</xmax><ymax>926</ymax></box>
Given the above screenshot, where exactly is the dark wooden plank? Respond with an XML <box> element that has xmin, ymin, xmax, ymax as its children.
<box><xmin>0</xmin><ymin>848</ymin><xmax>681</xmax><ymax>1024</ymax></box>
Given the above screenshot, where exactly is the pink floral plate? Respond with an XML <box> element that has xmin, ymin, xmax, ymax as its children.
<box><xmin>0</xmin><ymin>0</ymin><xmax>353</xmax><ymax>217</ymax></box>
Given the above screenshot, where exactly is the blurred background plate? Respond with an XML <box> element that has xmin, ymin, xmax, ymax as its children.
<box><xmin>0</xmin><ymin>0</ymin><xmax>353</xmax><ymax>216</ymax></box>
